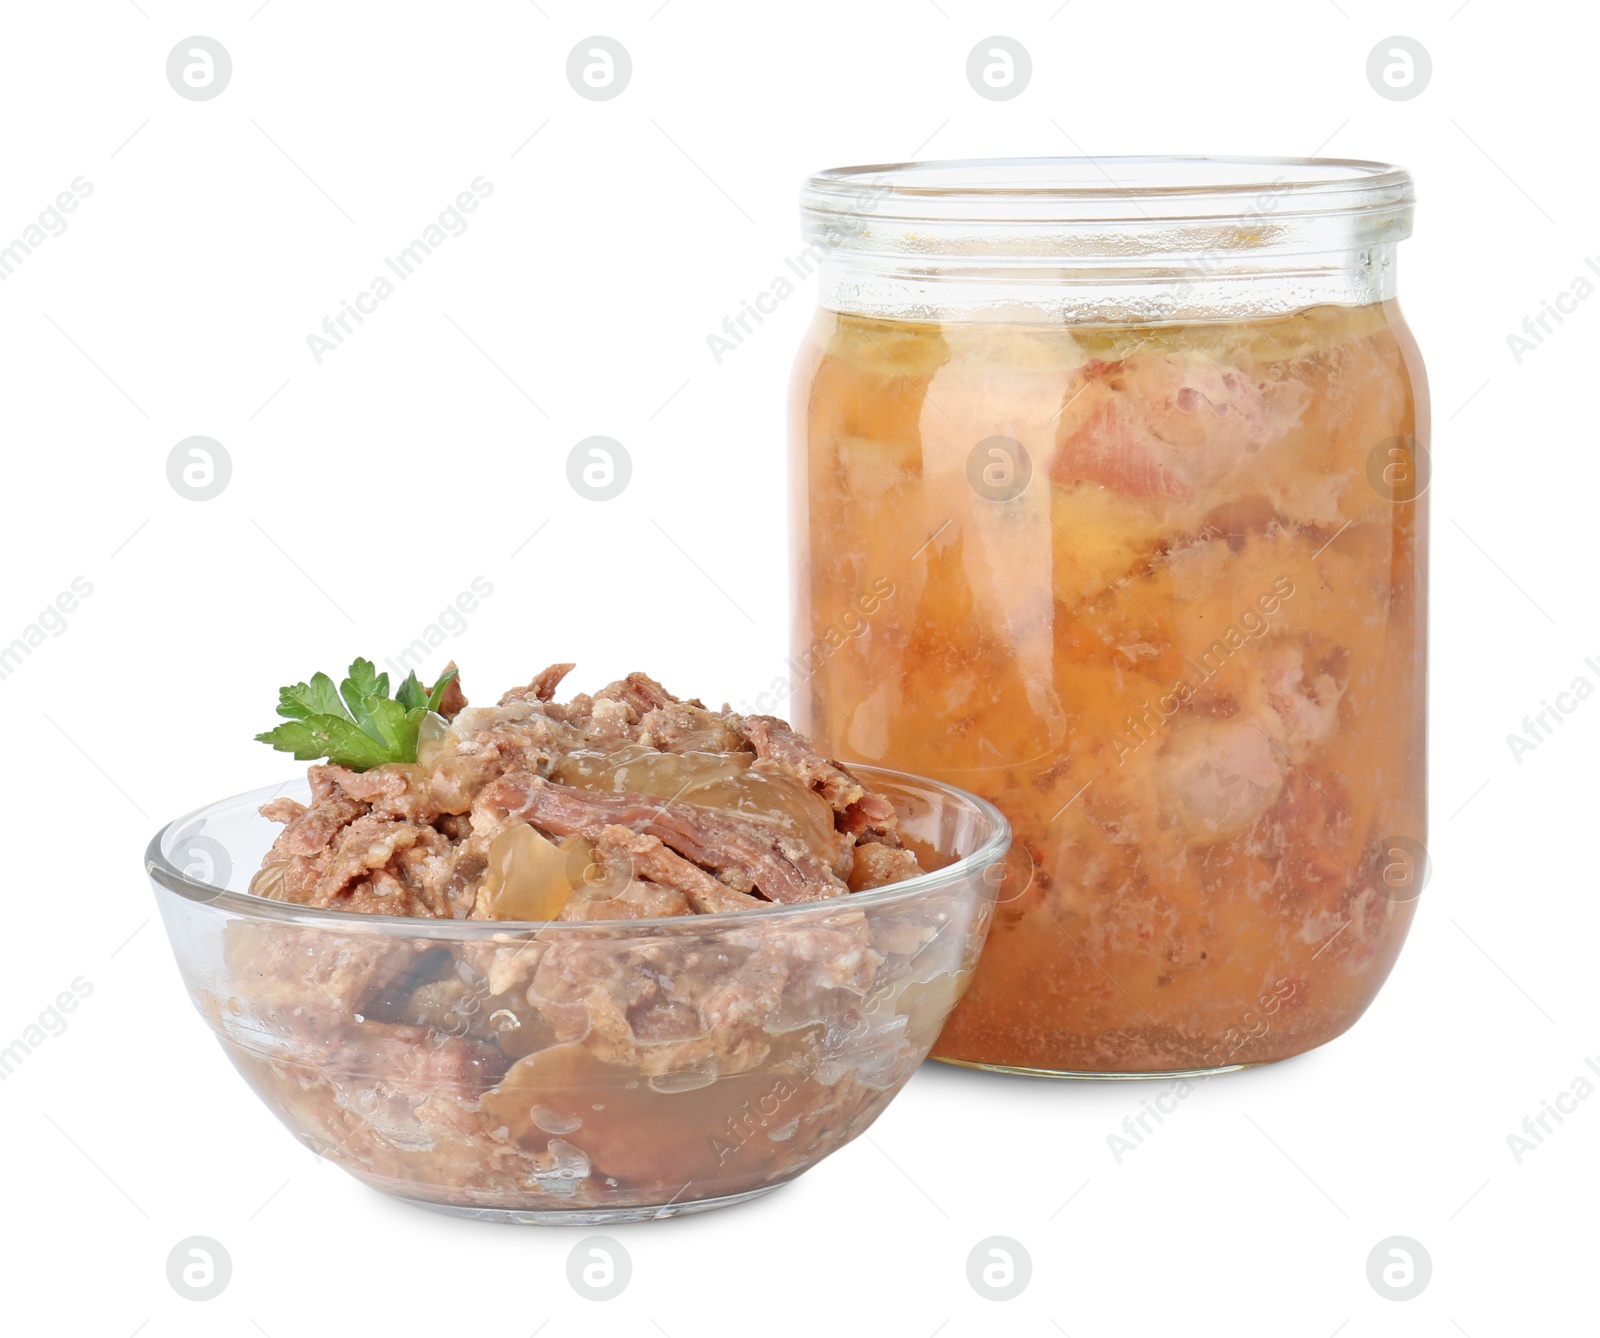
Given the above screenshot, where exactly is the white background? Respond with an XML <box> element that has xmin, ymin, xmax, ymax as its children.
<box><xmin>1</xmin><ymin>1</ymin><xmax>1592</xmax><ymax>1334</ymax></box>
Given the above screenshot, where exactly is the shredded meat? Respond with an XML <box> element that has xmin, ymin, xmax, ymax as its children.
<box><xmin>223</xmin><ymin>666</ymin><xmax>982</xmax><ymax>1218</ymax></box>
<box><xmin>255</xmin><ymin>664</ymin><xmax>924</xmax><ymax>920</ymax></box>
<box><xmin>483</xmin><ymin>773</ymin><xmax>845</xmax><ymax>904</ymax></box>
<box><xmin>582</xmin><ymin>824</ymin><xmax>767</xmax><ymax>915</ymax></box>
<box><xmin>433</xmin><ymin>661</ymin><xmax>468</xmax><ymax>720</ymax></box>
<box><xmin>740</xmin><ymin>714</ymin><xmax>903</xmax><ymax>845</ymax></box>
<box><xmin>499</xmin><ymin>661</ymin><xmax>575</xmax><ymax>706</ymax></box>
<box><xmin>848</xmin><ymin>842</ymin><xmax>924</xmax><ymax>892</ymax></box>
<box><xmin>594</xmin><ymin>671</ymin><xmax>676</xmax><ymax>717</ymax></box>
<box><xmin>637</xmin><ymin>700</ymin><xmax>746</xmax><ymax>754</ymax></box>
<box><xmin>259</xmin><ymin>796</ymin><xmax>307</xmax><ymax>825</ymax></box>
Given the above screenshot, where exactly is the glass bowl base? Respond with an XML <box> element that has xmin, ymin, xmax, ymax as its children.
<box><xmin>390</xmin><ymin>1183</ymin><xmax>786</xmax><ymax>1226</ymax></box>
<box><xmin>931</xmin><ymin>1055</ymin><xmax>1259</xmax><ymax>1081</ymax></box>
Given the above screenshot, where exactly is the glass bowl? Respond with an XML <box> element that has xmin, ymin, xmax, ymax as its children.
<box><xmin>145</xmin><ymin>767</ymin><xmax>1008</xmax><ymax>1224</ymax></box>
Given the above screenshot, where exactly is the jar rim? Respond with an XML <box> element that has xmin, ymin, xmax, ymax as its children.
<box><xmin>802</xmin><ymin>156</ymin><xmax>1414</xmax><ymax>224</ymax></box>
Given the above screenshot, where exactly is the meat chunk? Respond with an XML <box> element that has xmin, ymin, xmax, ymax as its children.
<box><xmin>1158</xmin><ymin>717</ymin><xmax>1287</xmax><ymax>843</ymax></box>
<box><xmin>259</xmin><ymin>796</ymin><xmax>307</xmax><ymax>825</ymax></box>
<box><xmin>254</xmin><ymin>664</ymin><xmax>924</xmax><ymax>920</ymax></box>
<box><xmin>424</xmin><ymin>702</ymin><xmax>580</xmax><ymax>815</ymax></box>
<box><xmin>638</xmin><ymin>700</ymin><xmax>746</xmax><ymax>754</ymax></box>
<box><xmin>1253</xmin><ymin>642</ymin><xmax>1345</xmax><ymax>761</ymax></box>
<box><xmin>739</xmin><ymin>714</ymin><xmax>903</xmax><ymax>845</ymax></box>
<box><xmin>486</xmin><ymin>774</ymin><xmax>847</xmax><ymax>903</ymax></box>
<box><xmin>849</xmin><ymin>842</ymin><xmax>924</xmax><ymax>892</ymax></box>
<box><xmin>223</xmin><ymin>922</ymin><xmax>440</xmax><ymax>1015</ymax></box>
<box><xmin>739</xmin><ymin>714</ymin><xmax>866</xmax><ymax>811</ymax></box>
<box><xmin>432</xmin><ymin>661</ymin><xmax>468</xmax><ymax>720</ymax></box>
<box><xmin>1051</xmin><ymin>353</ymin><xmax>1301</xmax><ymax>501</ymax></box>
<box><xmin>262</xmin><ymin>777</ymin><xmax>363</xmax><ymax>860</ymax></box>
<box><xmin>559</xmin><ymin>880</ymin><xmax>691</xmax><ymax>921</ymax></box>
<box><xmin>590</xmin><ymin>825</ymin><xmax>767</xmax><ymax>914</ymax></box>
<box><xmin>306</xmin><ymin>815</ymin><xmax>453</xmax><ymax>915</ymax></box>
<box><xmin>595</xmin><ymin>671</ymin><xmax>677</xmax><ymax>718</ymax></box>
<box><xmin>498</xmin><ymin>662</ymin><xmax>575</xmax><ymax>706</ymax></box>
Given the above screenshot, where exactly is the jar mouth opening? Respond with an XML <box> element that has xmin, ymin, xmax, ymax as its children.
<box><xmin>803</xmin><ymin>156</ymin><xmax>1414</xmax><ymax>224</ymax></box>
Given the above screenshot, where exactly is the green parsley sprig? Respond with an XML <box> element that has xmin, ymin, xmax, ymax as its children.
<box><xmin>256</xmin><ymin>658</ymin><xmax>458</xmax><ymax>771</ymax></box>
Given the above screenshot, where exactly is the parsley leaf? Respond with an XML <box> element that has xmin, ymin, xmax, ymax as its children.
<box><xmin>255</xmin><ymin>716</ymin><xmax>396</xmax><ymax>771</ymax></box>
<box><xmin>256</xmin><ymin>660</ymin><xmax>460</xmax><ymax>771</ymax></box>
<box><xmin>395</xmin><ymin>671</ymin><xmax>429</xmax><ymax>713</ymax></box>
<box><xmin>427</xmin><ymin>667</ymin><xmax>458</xmax><ymax>712</ymax></box>
<box><xmin>274</xmin><ymin>672</ymin><xmax>345</xmax><ymax>722</ymax></box>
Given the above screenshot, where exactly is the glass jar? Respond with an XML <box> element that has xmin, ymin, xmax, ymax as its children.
<box><xmin>789</xmin><ymin>158</ymin><xmax>1427</xmax><ymax>1076</ymax></box>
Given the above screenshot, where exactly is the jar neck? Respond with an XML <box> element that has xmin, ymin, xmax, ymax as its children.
<box><xmin>813</xmin><ymin>246</ymin><xmax>1401</xmax><ymax>324</ymax></box>
<box><xmin>801</xmin><ymin>156</ymin><xmax>1414</xmax><ymax>325</ymax></box>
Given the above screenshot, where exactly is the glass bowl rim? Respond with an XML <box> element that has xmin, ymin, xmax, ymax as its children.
<box><xmin>144</xmin><ymin>764</ymin><xmax>1012</xmax><ymax>938</ymax></box>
